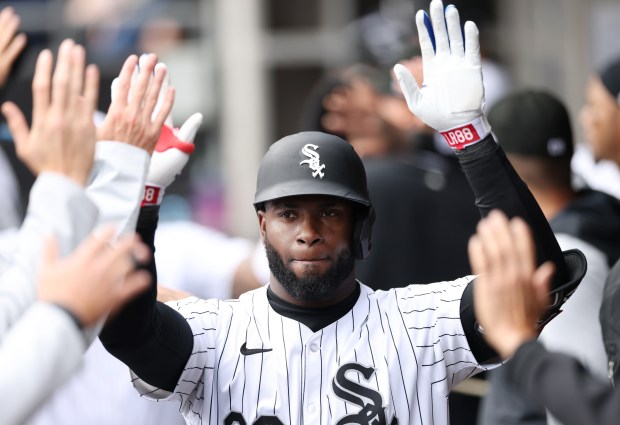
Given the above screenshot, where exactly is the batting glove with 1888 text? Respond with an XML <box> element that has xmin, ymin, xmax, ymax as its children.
<box><xmin>393</xmin><ymin>0</ymin><xmax>490</xmax><ymax>150</ymax></box>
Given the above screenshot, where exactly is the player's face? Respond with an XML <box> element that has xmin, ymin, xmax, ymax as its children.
<box><xmin>579</xmin><ymin>76</ymin><xmax>620</xmax><ymax>162</ymax></box>
<box><xmin>258</xmin><ymin>195</ymin><xmax>356</xmax><ymax>305</ymax></box>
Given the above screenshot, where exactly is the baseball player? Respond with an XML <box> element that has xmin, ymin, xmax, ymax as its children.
<box><xmin>100</xmin><ymin>1</ymin><xmax>586</xmax><ymax>424</ymax></box>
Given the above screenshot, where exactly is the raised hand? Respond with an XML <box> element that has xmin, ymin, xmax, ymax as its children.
<box><xmin>0</xmin><ymin>7</ymin><xmax>27</xmax><ymax>87</ymax></box>
<box><xmin>2</xmin><ymin>39</ymin><xmax>99</xmax><ymax>185</ymax></box>
<box><xmin>96</xmin><ymin>53</ymin><xmax>175</xmax><ymax>154</ymax></box>
<box><xmin>38</xmin><ymin>227</ymin><xmax>151</xmax><ymax>327</ymax></box>
<box><xmin>139</xmin><ymin>55</ymin><xmax>202</xmax><ymax>206</ymax></box>
<box><xmin>393</xmin><ymin>0</ymin><xmax>490</xmax><ymax>150</ymax></box>
<box><xmin>469</xmin><ymin>210</ymin><xmax>555</xmax><ymax>358</ymax></box>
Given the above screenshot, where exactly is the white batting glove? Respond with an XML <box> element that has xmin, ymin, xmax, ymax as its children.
<box><xmin>142</xmin><ymin>112</ymin><xmax>202</xmax><ymax>206</ymax></box>
<box><xmin>393</xmin><ymin>0</ymin><xmax>490</xmax><ymax>150</ymax></box>
<box><xmin>142</xmin><ymin>56</ymin><xmax>202</xmax><ymax>206</ymax></box>
<box><xmin>111</xmin><ymin>54</ymin><xmax>203</xmax><ymax>206</ymax></box>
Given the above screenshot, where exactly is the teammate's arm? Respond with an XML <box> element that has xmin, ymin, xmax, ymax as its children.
<box><xmin>0</xmin><ymin>229</ymin><xmax>149</xmax><ymax>425</ymax></box>
<box><xmin>394</xmin><ymin>0</ymin><xmax>585</xmax><ymax>362</ymax></box>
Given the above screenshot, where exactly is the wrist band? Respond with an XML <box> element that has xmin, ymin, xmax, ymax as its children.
<box><xmin>141</xmin><ymin>184</ymin><xmax>165</xmax><ymax>207</ymax></box>
<box><xmin>440</xmin><ymin>116</ymin><xmax>491</xmax><ymax>150</ymax></box>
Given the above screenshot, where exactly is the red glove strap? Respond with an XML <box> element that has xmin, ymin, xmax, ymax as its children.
<box><xmin>440</xmin><ymin>117</ymin><xmax>491</xmax><ymax>150</ymax></box>
<box><xmin>141</xmin><ymin>185</ymin><xmax>164</xmax><ymax>207</ymax></box>
<box><xmin>154</xmin><ymin>125</ymin><xmax>196</xmax><ymax>154</ymax></box>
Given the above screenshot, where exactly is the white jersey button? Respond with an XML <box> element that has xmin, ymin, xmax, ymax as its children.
<box><xmin>310</xmin><ymin>343</ymin><xmax>319</xmax><ymax>352</ymax></box>
<box><xmin>307</xmin><ymin>403</ymin><xmax>317</xmax><ymax>414</ymax></box>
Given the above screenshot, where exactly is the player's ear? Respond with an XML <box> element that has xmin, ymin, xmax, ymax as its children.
<box><xmin>257</xmin><ymin>210</ymin><xmax>267</xmax><ymax>239</ymax></box>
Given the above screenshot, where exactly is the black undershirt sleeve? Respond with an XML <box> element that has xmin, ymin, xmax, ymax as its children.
<box><xmin>99</xmin><ymin>206</ymin><xmax>194</xmax><ymax>392</ymax></box>
<box><xmin>455</xmin><ymin>136</ymin><xmax>568</xmax><ymax>282</ymax></box>
<box><xmin>454</xmin><ymin>135</ymin><xmax>569</xmax><ymax>363</ymax></box>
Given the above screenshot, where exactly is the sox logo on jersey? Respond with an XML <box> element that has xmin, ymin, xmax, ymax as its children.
<box><xmin>135</xmin><ymin>277</ymin><xmax>488</xmax><ymax>424</ymax></box>
<box><xmin>332</xmin><ymin>363</ymin><xmax>397</xmax><ymax>425</ymax></box>
<box><xmin>223</xmin><ymin>363</ymin><xmax>395</xmax><ymax>425</ymax></box>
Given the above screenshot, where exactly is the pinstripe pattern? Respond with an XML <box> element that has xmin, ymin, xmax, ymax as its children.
<box><xmin>137</xmin><ymin>277</ymin><xmax>493</xmax><ymax>424</ymax></box>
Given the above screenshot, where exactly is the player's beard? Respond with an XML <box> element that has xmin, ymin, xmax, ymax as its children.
<box><xmin>264</xmin><ymin>236</ymin><xmax>355</xmax><ymax>302</ymax></box>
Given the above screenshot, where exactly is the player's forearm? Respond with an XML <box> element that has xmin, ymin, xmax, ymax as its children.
<box><xmin>101</xmin><ymin>206</ymin><xmax>159</xmax><ymax>340</ymax></box>
<box><xmin>506</xmin><ymin>340</ymin><xmax>620</xmax><ymax>425</ymax></box>
<box><xmin>455</xmin><ymin>135</ymin><xmax>568</xmax><ymax>285</ymax></box>
<box><xmin>100</xmin><ymin>205</ymin><xmax>193</xmax><ymax>391</ymax></box>
<box><xmin>456</xmin><ymin>136</ymin><xmax>571</xmax><ymax>363</ymax></box>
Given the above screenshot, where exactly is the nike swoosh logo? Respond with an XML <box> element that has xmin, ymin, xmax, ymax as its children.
<box><xmin>240</xmin><ymin>342</ymin><xmax>272</xmax><ymax>356</ymax></box>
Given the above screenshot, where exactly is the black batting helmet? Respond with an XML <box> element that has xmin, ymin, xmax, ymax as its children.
<box><xmin>254</xmin><ymin>131</ymin><xmax>375</xmax><ymax>260</ymax></box>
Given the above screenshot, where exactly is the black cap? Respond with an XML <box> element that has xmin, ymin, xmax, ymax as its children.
<box><xmin>488</xmin><ymin>90</ymin><xmax>573</xmax><ymax>160</ymax></box>
<box><xmin>599</xmin><ymin>58</ymin><xmax>620</xmax><ymax>102</ymax></box>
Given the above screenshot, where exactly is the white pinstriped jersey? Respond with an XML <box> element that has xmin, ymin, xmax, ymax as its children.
<box><xmin>140</xmin><ymin>277</ymin><xmax>490</xmax><ymax>425</ymax></box>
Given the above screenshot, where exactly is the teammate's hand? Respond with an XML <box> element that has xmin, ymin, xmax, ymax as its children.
<box><xmin>469</xmin><ymin>210</ymin><xmax>555</xmax><ymax>359</ymax></box>
<box><xmin>38</xmin><ymin>227</ymin><xmax>151</xmax><ymax>327</ymax></box>
<box><xmin>2</xmin><ymin>39</ymin><xmax>99</xmax><ymax>186</ymax></box>
<box><xmin>393</xmin><ymin>0</ymin><xmax>490</xmax><ymax>150</ymax></box>
<box><xmin>96</xmin><ymin>53</ymin><xmax>175</xmax><ymax>154</ymax></box>
<box><xmin>141</xmin><ymin>56</ymin><xmax>202</xmax><ymax>206</ymax></box>
<box><xmin>0</xmin><ymin>7</ymin><xmax>26</xmax><ymax>87</ymax></box>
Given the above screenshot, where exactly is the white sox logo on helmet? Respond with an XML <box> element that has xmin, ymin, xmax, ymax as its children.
<box><xmin>299</xmin><ymin>143</ymin><xmax>325</xmax><ymax>179</ymax></box>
